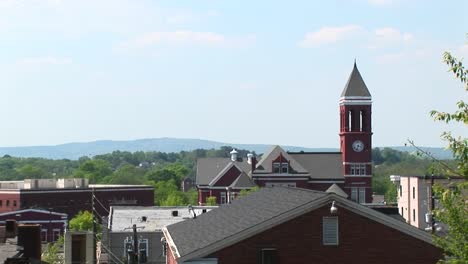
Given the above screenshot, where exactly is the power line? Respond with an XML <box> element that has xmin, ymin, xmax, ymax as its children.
<box><xmin>95</xmin><ymin>235</ymin><xmax>125</xmax><ymax>264</ymax></box>
<box><xmin>93</xmin><ymin>194</ymin><xmax>110</xmax><ymax>214</ymax></box>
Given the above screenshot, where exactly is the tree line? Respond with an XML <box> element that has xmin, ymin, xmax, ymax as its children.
<box><xmin>0</xmin><ymin>146</ymin><xmax>453</xmax><ymax>205</ymax></box>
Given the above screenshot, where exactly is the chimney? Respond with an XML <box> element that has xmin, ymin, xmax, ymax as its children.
<box><xmin>230</xmin><ymin>149</ymin><xmax>238</xmax><ymax>162</ymax></box>
<box><xmin>17</xmin><ymin>224</ymin><xmax>42</xmax><ymax>261</ymax></box>
<box><xmin>5</xmin><ymin>219</ymin><xmax>16</xmax><ymax>238</ymax></box>
<box><xmin>247</xmin><ymin>153</ymin><xmax>253</xmax><ymax>164</ymax></box>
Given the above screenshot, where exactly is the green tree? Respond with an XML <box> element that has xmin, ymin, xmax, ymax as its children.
<box><xmin>161</xmin><ymin>191</ymin><xmax>187</xmax><ymax>206</ymax></box>
<box><xmin>42</xmin><ymin>235</ymin><xmax>64</xmax><ymax>264</ymax></box>
<box><xmin>239</xmin><ymin>186</ymin><xmax>260</xmax><ymax>198</ymax></box>
<box><xmin>69</xmin><ymin>211</ymin><xmax>94</xmax><ymax>231</ymax></box>
<box><xmin>74</xmin><ymin>159</ymin><xmax>112</xmax><ymax>183</ymax></box>
<box><xmin>413</xmin><ymin>41</ymin><xmax>468</xmax><ymax>263</ymax></box>
<box><xmin>206</xmin><ymin>196</ymin><xmax>217</xmax><ymax>206</ymax></box>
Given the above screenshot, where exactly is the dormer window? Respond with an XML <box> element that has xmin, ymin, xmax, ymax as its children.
<box><xmin>281</xmin><ymin>163</ymin><xmax>288</xmax><ymax>174</ymax></box>
<box><xmin>273</xmin><ymin>162</ymin><xmax>280</xmax><ymax>173</ymax></box>
<box><xmin>273</xmin><ymin>162</ymin><xmax>289</xmax><ymax>174</ymax></box>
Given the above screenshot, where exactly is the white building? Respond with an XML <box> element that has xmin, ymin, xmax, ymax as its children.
<box><xmin>390</xmin><ymin>175</ymin><xmax>462</xmax><ymax>230</ymax></box>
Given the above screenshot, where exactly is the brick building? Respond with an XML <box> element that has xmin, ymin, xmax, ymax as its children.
<box><xmin>0</xmin><ymin>209</ymin><xmax>67</xmax><ymax>243</ymax></box>
<box><xmin>0</xmin><ymin>178</ymin><xmax>154</xmax><ymax>218</ymax></box>
<box><xmin>196</xmin><ymin>63</ymin><xmax>374</xmax><ymax>204</ymax></box>
<box><xmin>163</xmin><ymin>187</ymin><xmax>442</xmax><ymax>264</ymax></box>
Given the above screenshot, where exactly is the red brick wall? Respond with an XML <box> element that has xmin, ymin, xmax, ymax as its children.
<box><xmin>167</xmin><ymin>245</ymin><xmax>177</xmax><ymax>264</ymax></box>
<box><xmin>17</xmin><ymin>187</ymin><xmax>154</xmax><ymax>218</ymax></box>
<box><xmin>210</xmin><ymin>205</ymin><xmax>442</xmax><ymax>264</ymax></box>
<box><xmin>213</xmin><ymin>166</ymin><xmax>241</xmax><ymax>186</ymax></box>
<box><xmin>0</xmin><ymin>192</ymin><xmax>21</xmax><ymax>213</ymax></box>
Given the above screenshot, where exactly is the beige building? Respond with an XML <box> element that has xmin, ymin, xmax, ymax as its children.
<box><xmin>390</xmin><ymin>175</ymin><xmax>462</xmax><ymax>229</ymax></box>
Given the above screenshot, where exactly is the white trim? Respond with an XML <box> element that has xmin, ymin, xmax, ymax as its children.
<box><xmin>344</xmin><ymin>175</ymin><xmax>372</xmax><ymax>178</ymax></box>
<box><xmin>308</xmin><ymin>180</ymin><xmax>345</xmax><ymax>183</ymax></box>
<box><xmin>252</xmin><ymin>174</ymin><xmax>310</xmax><ymax>177</ymax></box>
<box><xmin>343</xmin><ymin>162</ymin><xmax>372</xmax><ymax>165</ymax></box>
<box><xmin>0</xmin><ymin>220</ymin><xmax>67</xmax><ymax>224</ymax></box>
<box><xmin>253</xmin><ymin>178</ymin><xmax>309</xmax><ymax>181</ymax></box>
<box><xmin>162</xmin><ymin>227</ymin><xmax>181</xmax><ymax>259</ymax></box>
<box><xmin>174</xmin><ymin>193</ymin><xmax>434</xmax><ymax>262</ymax></box>
<box><xmin>340</xmin><ymin>96</ymin><xmax>372</xmax><ymax>100</ymax></box>
<box><xmin>339</xmin><ymin>101</ymin><xmax>372</xmax><ymax>105</ymax></box>
<box><xmin>208</xmin><ymin>163</ymin><xmax>242</xmax><ymax>186</ymax></box>
<box><xmin>0</xmin><ymin>208</ymin><xmax>67</xmax><ymax>217</ymax></box>
<box><xmin>343</xmin><ymin>186</ymin><xmax>372</xmax><ymax>189</ymax></box>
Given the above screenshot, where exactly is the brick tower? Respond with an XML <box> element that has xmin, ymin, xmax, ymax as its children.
<box><xmin>339</xmin><ymin>62</ymin><xmax>373</xmax><ymax>203</ymax></box>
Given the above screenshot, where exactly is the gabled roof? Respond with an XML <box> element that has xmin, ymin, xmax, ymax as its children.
<box><xmin>340</xmin><ymin>63</ymin><xmax>371</xmax><ymax>98</ymax></box>
<box><xmin>196</xmin><ymin>158</ymin><xmax>251</xmax><ymax>185</ymax></box>
<box><xmin>289</xmin><ymin>152</ymin><xmax>343</xmax><ymax>179</ymax></box>
<box><xmin>164</xmin><ymin>187</ymin><xmax>434</xmax><ymax>262</ymax></box>
<box><xmin>230</xmin><ymin>172</ymin><xmax>256</xmax><ymax>188</ymax></box>
<box><xmin>254</xmin><ymin>145</ymin><xmax>308</xmax><ymax>174</ymax></box>
<box><xmin>326</xmin><ymin>184</ymin><xmax>348</xmax><ymax>198</ymax></box>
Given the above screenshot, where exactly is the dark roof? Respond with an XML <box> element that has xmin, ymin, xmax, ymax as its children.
<box><xmin>289</xmin><ymin>152</ymin><xmax>343</xmax><ymax>179</ymax></box>
<box><xmin>165</xmin><ymin>187</ymin><xmax>434</xmax><ymax>261</ymax></box>
<box><xmin>166</xmin><ymin>187</ymin><xmax>328</xmax><ymax>258</ymax></box>
<box><xmin>196</xmin><ymin>158</ymin><xmax>251</xmax><ymax>185</ymax></box>
<box><xmin>341</xmin><ymin>63</ymin><xmax>371</xmax><ymax>98</ymax></box>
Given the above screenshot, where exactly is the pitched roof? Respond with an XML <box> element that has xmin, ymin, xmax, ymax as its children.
<box><xmin>230</xmin><ymin>172</ymin><xmax>256</xmax><ymax>188</ymax></box>
<box><xmin>196</xmin><ymin>158</ymin><xmax>251</xmax><ymax>185</ymax></box>
<box><xmin>254</xmin><ymin>145</ymin><xmax>308</xmax><ymax>174</ymax></box>
<box><xmin>164</xmin><ymin>187</ymin><xmax>434</xmax><ymax>262</ymax></box>
<box><xmin>289</xmin><ymin>152</ymin><xmax>343</xmax><ymax>179</ymax></box>
<box><xmin>340</xmin><ymin>63</ymin><xmax>371</xmax><ymax>98</ymax></box>
<box><xmin>326</xmin><ymin>183</ymin><xmax>348</xmax><ymax>198</ymax></box>
<box><xmin>165</xmin><ymin>187</ymin><xmax>327</xmax><ymax>260</ymax></box>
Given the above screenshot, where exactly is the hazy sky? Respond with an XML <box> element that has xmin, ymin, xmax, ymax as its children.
<box><xmin>0</xmin><ymin>0</ymin><xmax>466</xmax><ymax>148</ymax></box>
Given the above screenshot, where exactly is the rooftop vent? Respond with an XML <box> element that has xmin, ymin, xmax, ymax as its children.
<box><xmin>171</xmin><ymin>210</ymin><xmax>178</xmax><ymax>217</ymax></box>
<box><xmin>202</xmin><ymin>209</ymin><xmax>207</xmax><ymax>213</ymax></box>
<box><xmin>230</xmin><ymin>149</ymin><xmax>238</xmax><ymax>162</ymax></box>
<box><xmin>141</xmin><ymin>216</ymin><xmax>147</xmax><ymax>222</ymax></box>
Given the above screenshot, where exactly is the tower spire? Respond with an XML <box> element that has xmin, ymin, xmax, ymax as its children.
<box><xmin>340</xmin><ymin>62</ymin><xmax>371</xmax><ymax>98</ymax></box>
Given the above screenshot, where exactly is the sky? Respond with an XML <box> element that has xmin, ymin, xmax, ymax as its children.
<box><xmin>0</xmin><ymin>0</ymin><xmax>467</xmax><ymax>148</ymax></box>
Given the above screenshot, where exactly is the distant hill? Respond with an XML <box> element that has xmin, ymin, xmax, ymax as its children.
<box><xmin>0</xmin><ymin>138</ymin><xmax>452</xmax><ymax>160</ymax></box>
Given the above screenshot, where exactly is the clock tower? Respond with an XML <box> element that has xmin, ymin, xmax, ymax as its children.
<box><xmin>339</xmin><ymin>62</ymin><xmax>373</xmax><ymax>203</ymax></box>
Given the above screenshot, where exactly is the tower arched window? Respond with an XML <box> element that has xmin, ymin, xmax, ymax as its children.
<box><xmin>348</xmin><ymin>110</ymin><xmax>353</xmax><ymax>132</ymax></box>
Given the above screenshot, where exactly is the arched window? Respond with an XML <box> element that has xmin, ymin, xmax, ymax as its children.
<box><xmin>348</xmin><ymin>110</ymin><xmax>353</xmax><ymax>132</ymax></box>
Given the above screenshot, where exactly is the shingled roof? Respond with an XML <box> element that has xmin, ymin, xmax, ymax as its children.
<box><xmin>340</xmin><ymin>63</ymin><xmax>371</xmax><ymax>98</ymax></box>
<box><xmin>164</xmin><ymin>187</ymin><xmax>434</xmax><ymax>262</ymax></box>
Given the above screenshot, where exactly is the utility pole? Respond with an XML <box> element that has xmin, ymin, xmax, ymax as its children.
<box><xmin>92</xmin><ymin>188</ymin><xmax>97</xmax><ymax>264</ymax></box>
<box><xmin>132</xmin><ymin>224</ymin><xmax>139</xmax><ymax>264</ymax></box>
<box><xmin>431</xmin><ymin>175</ymin><xmax>435</xmax><ymax>234</ymax></box>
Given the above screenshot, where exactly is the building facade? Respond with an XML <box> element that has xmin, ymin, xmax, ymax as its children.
<box><xmin>0</xmin><ymin>209</ymin><xmax>67</xmax><ymax>243</ymax></box>
<box><xmin>196</xmin><ymin>63</ymin><xmax>374</xmax><ymax>204</ymax></box>
<box><xmin>390</xmin><ymin>174</ymin><xmax>463</xmax><ymax>229</ymax></box>
<box><xmin>0</xmin><ymin>178</ymin><xmax>154</xmax><ymax>218</ymax></box>
<box><xmin>164</xmin><ymin>187</ymin><xmax>442</xmax><ymax>264</ymax></box>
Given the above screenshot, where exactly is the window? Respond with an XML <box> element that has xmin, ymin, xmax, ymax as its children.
<box><xmin>401</xmin><ymin>207</ymin><xmax>403</xmax><ymax>215</ymax></box>
<box><xmin>0</xmin><ymin>200</ymin><xmax>2</xmax><ymax>207</ymax></box>
<box><xmin>323</xmin><ymin>217</ymin><xmax>339</xmax><ymax>245</ymax></box>
<box><xmin>351</xmin><ymin>188</ymin><xmax>358</xmax><ymax>202</ymax></box>
<box><xmin>359</xmin><ymin>188</ymin><xmax>366</xmax><ymax>203</ymax></box>
<box><xmin>265</xmin><ymin>182</ymin><xmax>296</xmax><ymax>188</ymax></box>
<box><xmin>350</xmin><ymin>164</ymin><xmax>366</xmax><ymax>175</ymax></box>
<box><xmin>162</xmin><ymin>240</ymin><xmax>167</xmax><ymax>257</ymax></box>
<box><xmin>351</xmin><ymin>187</ymin><xmax>366</xmax><ymax>203</ymax></box>
<box><xmin>399</xmin><ymin>185</ymin><xmax>402</xmax><ymax>197</ymax></box>
<box><xmin>281</xmin><ymin>162</ymin><xmax>288</xmax><ymax>174</ymax></box>
<box><xmin>220</xmin><ymin>192</ymin><xmax>227</xmax><ymax>204</ymax></box>
<box><xmin>41</xmin><ymin>229</ymin><xmax>48</xmax><ymax>242</ymax></box>
<box><xmin>412</xmin><ymin>187</ymin><xmax>415</xmax><ymax>199</ymax></box>
<box><xmin>272</xmin><ymin>162</ymin><xmax>280</xmax><ymax>173</ymax></box>
<box><xmin>413</xmin><ymin>209</ymin><xmax>416</xmax><ymax>222</ymax></box>
<box><xmin>229</xmin><ymin>192</ymin><xmax>236</xmax><ymax>202</ymax></box>
<box><xmin>52</xmin><ymin>229</ymin><xmax>60</xmax><ymax>241</ymax></box>
<box><xmin>261</xmin><ymin>249</ymin><xmax>277</xmax><ymax>264</ymax></box>
<box><xmin>6</xmin><ymin>200</ymin><xmax>9</xmax><ymax>207</ymax></box>
<box><xmin>359</xmin><ymin>164</ymin><xmax>366</xmax><ymax>175</ymax></box>
<box><xmin>124</xmin><ymin>238</ymin><xmax>148</xmax><ymax>258</ymax></box>
<box><xmin>13</xmin><ymin>200</ymin><xmax>17</xmax><ymax>207</ymax></box>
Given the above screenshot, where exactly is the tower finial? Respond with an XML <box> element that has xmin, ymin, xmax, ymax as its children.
<box><xmin>354</xmin><ymin>58</ymin><xmax>357</xmax><ymax>66</ymax></box>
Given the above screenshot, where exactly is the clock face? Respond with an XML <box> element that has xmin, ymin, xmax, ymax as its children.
<box><xmin>352</xmin><ymin>140</ymin><xmax>364</xmax><ymax>152</ymax></box>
